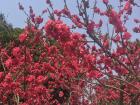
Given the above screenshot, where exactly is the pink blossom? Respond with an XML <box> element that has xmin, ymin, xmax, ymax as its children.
<box><xmin>59</xmin><ymin>91</ymin><xmax>64</xmax><ymax>97</ymax></box>
<box><xmin>5</xmin><ymin>58</ymin><xmax>12</xmax><ymax>68</ymax></box>
<box><xmin>19</xmin><ymin>33</ymin><xmax>27</xmax><ymax>43</ymax></box>
<box><xmin>12</xmin><ymin>47</ymin><xmax>21</xmax><ymax>57</ymax></box>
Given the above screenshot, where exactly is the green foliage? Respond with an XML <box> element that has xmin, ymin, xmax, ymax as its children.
<box><xmin>0</xmin><ymin>13</ymin><xmax>23</xmax><ymax>46</ymax></box>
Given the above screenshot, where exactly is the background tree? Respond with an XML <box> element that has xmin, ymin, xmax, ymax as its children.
<box><xmin>0</xmin><ymin>13</ymin><xmax>23</xmax><ymax>47</ymax></box>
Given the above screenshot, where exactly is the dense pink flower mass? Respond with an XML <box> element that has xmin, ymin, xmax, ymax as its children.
<box><xmin>0</xmin><ymin>20</ymin><xmax>94</xmax><ymax>105</ymax></box>
<box><xmin>0</xmin><ymin>0</ymin><xmax>140</xmax><ymax>105</ymax></box>
<box><xmin>45</xmin><ymin>20</ymin><xmax>70</xmax><ymax>41</ymax></box>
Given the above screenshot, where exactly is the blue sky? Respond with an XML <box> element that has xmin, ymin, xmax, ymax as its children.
<box><xmin>0</xmin><ymin>0</ymin><xmax>140</xmax><ymax>39</ymax></box>
<box><xmin>0</xmin><ymin>0</ymin><xmax>47</xmax><ymax>27</ymax></box>
<box><xmin>0</xmin><ymin>0</ymin><xmax>76</xmax><ymax>27</ymax></box>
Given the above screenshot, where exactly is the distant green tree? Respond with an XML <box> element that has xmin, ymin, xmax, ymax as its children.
<box><xmin>0</xmin><ymin>13</ymin><xmax>23</xmax><ymax>46</ymax></box>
